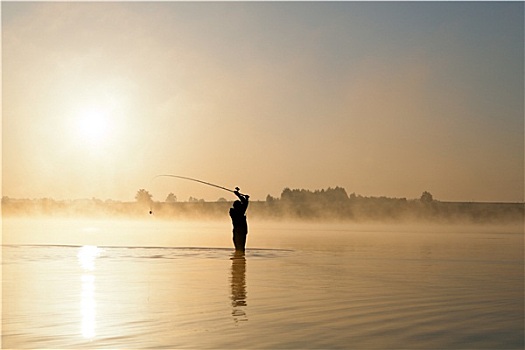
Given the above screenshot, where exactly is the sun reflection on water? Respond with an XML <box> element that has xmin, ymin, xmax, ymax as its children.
<box><xmin>77</xmin><ymin>245</ymin><xmax>102</xmax><ymax>340</ymax></box>
<box><xmin>81</xmin><ymin>274</ymin><xmax>96</xmax><ymax>339</ymax></box>
<box><xmin>78</xmin><ymin>245</ymin><xmax>101</xmax><ymax>271</ymax></box>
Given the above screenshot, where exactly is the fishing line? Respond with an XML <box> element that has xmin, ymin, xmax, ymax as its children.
<box><xmin>148</xmin><ymin>174</ymin><xmax>245</xmax><ymax>214</ymax></box>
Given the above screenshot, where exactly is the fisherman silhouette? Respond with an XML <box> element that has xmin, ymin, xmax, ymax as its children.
<box><xmin>229</xmin><ymin>189</ymin><xmax>250</xmax><ymax>251</ymax></box>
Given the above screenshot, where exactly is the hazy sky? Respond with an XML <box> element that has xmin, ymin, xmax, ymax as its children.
<box><xmin>2</xmin><ymin>2</ymin><xmax>523</xmax><ymax>202</ymax></box>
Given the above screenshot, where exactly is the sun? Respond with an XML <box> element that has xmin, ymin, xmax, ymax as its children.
<box><xmin>76</xmin><ymin>107</ymin><xmax>111</xmax><ymax>147</ymax></box>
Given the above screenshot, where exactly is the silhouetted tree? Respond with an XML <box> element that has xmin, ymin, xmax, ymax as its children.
<box><xmin>281</xmin><ymin>187</ymin><xmax>348</xmax><ymax>203</ymax></box>
<box><xmin>281</xmin><ymin>188</ymin><xmax>292</xmax><ymax>201</ymax></box>
<box><xmin>165</xmin><ymin>193</ymin><xmax>177</xmax><ymax>203</ymax></box>
<box><xmin>135</xmin><ymin>189</ymin><xmax>153</xmax><ymax>204</ymax></box>
<box><xmin>266</xmin><ymin>194</ymin><xmax>277</xmax><ymax>203</ymax></box>
<box><xmin>420</xmin><ymin>191</ymin><xmax>434</xmax><ymax>203</ymax></box>
<box><xmin>324</xmin><ymin>187</ymin><xmax>349</xmax><ymax>201</ymax></box>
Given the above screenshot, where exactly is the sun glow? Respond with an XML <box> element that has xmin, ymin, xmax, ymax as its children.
<box><xmin>76</xmin><ymin>107</ymin><xmax>112</xmax><ymax>147</ymax></box>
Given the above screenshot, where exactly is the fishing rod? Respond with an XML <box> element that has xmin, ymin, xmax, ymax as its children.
<box><xmin>148</xmin><ymin>174</ymin><xmax>246</xmax><ymax>214</ymax></box>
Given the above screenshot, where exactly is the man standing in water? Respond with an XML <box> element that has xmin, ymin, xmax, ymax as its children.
<box><xmin>230</xmin><ymin>189</ymin><xmax>250</xmax><ymax>251</ymax></box>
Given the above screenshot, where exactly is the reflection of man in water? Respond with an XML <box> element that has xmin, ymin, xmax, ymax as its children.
<box><xmin>231</xmin><ymin>251</ymin><xmax>247</xmax><ymax>323</ymax></box>
<box><xmin>229</xmin><ymin>189</ymin><xmax>249</xmax><ymax>252</ymax></box>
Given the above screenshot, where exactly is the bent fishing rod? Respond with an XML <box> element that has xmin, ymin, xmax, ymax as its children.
<box><xmin>151</xmin><ymin>175</ymin><xmax>246</xmax><ymax>195</ymax></box>
<box><xmin>148</xmin><ymin>175</ymin><xmax>247</xmax><ymax>214</ymax></box>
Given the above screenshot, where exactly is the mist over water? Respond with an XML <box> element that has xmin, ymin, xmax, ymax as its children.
<box><xmin>3</xmin><ymin>192</ymin><xmax>523</xmax><ymax>225</ymax></box>
<box><xmin>2</xmin><ymin>217</ymin><xmax>523</xmax><ymax>349</ymax></box>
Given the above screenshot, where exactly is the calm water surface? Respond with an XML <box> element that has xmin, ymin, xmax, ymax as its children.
<box><xmin>2</xmin><ymin>218</ymin><xmax>524</xmax><ymax>349</ymax></box>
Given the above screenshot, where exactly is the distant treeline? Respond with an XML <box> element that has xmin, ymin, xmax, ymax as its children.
<box><xmin>2</xmin><ymin>187</ymin><xmax>523</xmax><ymax>223</ymax></box>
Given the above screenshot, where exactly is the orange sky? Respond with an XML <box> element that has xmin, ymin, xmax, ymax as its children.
<box><xmin>2</xmin><ymin>2</ymin><xmax>523</xmax><ymax>202</ymax></box>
